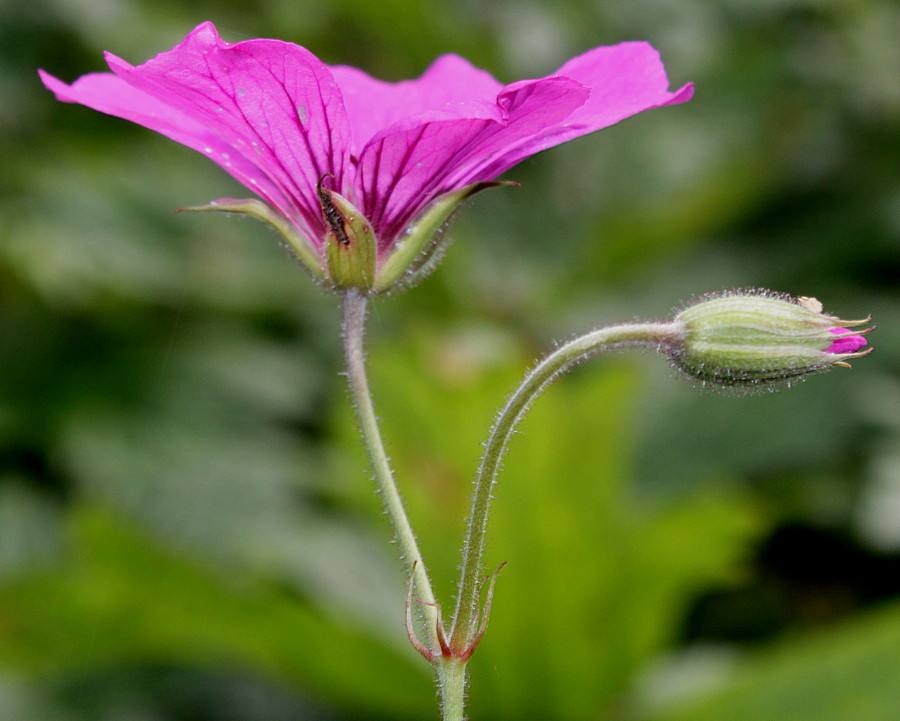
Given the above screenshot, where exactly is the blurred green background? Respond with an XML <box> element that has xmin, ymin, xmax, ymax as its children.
<box><xmin>2</xmin><ymin>0</ymin><xmax>899</xmax><ymax>719</ymax></box>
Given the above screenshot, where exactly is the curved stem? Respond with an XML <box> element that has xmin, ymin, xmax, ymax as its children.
<box><xmin>450</xmin><ymin>322</ymin><xmax>683</xmax><ymax>646</ymax></box>
<box><xmin>340</xmin><ymin>290</ymin><xmax>439</xmax><ymax>642</ymax></box>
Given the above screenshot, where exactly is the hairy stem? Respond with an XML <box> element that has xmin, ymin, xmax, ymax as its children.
<box><xmin>340</xmin><ymin>290</ymin><xmax>439</xmax><ymax>643</ymax></box>
<box><xmin>437</xmin><ymin>659</ymin><xmax>467</xmax><ymax>721</ymax></box>
<box><xmin>450</xmin><ymin>322</ymin><xmax>683</xmax><ymax>647</ymax></box>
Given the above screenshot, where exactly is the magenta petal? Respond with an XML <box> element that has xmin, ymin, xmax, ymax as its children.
<box><xmin>825</xmin><ymin>328</ymin><xmax>868</xmax><ymax>354</ymax></box>
<box><xmin>38</xmin><ymin>69</ymin><xmax>298</xmax><ymax>227</ymax></box>
<box><xmin>108</xmin><ymin>22</ymin><xmax>352</xmax><ymax>240</ymax></box>
<box><xmin>331</xmin><ymin>54</ymin><xmax>505</xmax><ymax>154</ymax></box>
<box><xmin>44</xmin><ymin>22</ymin><xmax>353</xmax><ymax>245</ymax></box>
<box><xmin>357</xmin><ymin>76</ymin><xmax>588</xmax><ymax>240</ymax></box>
<box><xmin>556</xmin><ymin>42</ymin><xmax>694</xmax><ymax>127</ymax></box>
<box><xmin>476</xmin><ymin>42</ymin><xmax>693</xmax><ymax>178</ymax></box>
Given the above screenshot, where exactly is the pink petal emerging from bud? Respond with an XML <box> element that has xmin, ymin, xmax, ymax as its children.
<box><xmin>825</xmin><ymin>327</ymin><xmax>869</xmax><ymax>354</ymax></box>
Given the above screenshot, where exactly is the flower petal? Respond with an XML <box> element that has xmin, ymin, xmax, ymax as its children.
<box><xmin>475</xmin><ymin>41</ymin><xmax>694</xmax><ymax>178</ymax></box>
<box><xmin>357</xmin><ymin>76</ymin><xmax>589</xmax><ymax>242</ymax></box>
<box><xmin>44</xmin><ymin>22</ymin><xmax>352</xmax><ymax>246</ymax></box>
<box><xmin>38</xmin><ymin>69</ymin><xmax>299</xmax><ymax>229</ymax></box>
<box><xmin>825</xmin><ymin>327</ymin><xmax>869</xmax><ymax>354</ymax></box>
<box><xmin>330</xmin><ymin>54</ymin><xmax>504</xmax><ymax>154</ymax></box>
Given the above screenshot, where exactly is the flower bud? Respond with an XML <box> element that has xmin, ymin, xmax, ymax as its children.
<box><xmin>669</xmin><ymin>291</ymin><xmax>872</xmax><ymax>388</ymax></box>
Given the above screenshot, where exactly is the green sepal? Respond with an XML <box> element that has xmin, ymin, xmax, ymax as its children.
<box><xmin>319</xmin><ymin>189</ymin><xmax>377</xmax><ymax>292</ymax></box>
<box><xmin>178</xmin><ymin>198</ymin><xmax>325</xmax><ymax>281</ymax></box>
<box><xmin>374</xmin><ymin>181</ymin><xmax>515</xmax><ymax>293</ymax></box>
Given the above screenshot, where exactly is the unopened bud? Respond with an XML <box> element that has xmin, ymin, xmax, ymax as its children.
<box><xmin>669</xmin><ymin>291</ymin><xmax>872</xmax><ymax>388</ymax></box>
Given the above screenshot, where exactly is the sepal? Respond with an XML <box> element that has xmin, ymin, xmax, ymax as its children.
<box><xmin>177</xmin><ymin>198</ymin><xmax>325</xmax><ymax>280</ymax></box>
<box><xmin>317</xmin><ymin>184</ymin><xmax>377</xmax><ymax>291</ymax></box>
<box><xmin>374</xmin><ymin>181</ymin><xmax>515</xmax><ymax>293</ymax></box>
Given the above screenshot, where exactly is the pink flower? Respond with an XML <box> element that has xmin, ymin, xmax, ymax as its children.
<box><xmin>39</xmin><ymin>22</ymin><xmax>692</xmax><ymax>291</ymax></box>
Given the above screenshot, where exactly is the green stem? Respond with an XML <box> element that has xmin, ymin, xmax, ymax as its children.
<box><xmin>437</xmin><ymin>659</ymin><xmax>467</xmax><ymax>721</ymax></box>
<box><xmin>340</xmin><ymin>290</ymin><xmax>439</xmax><ymax>642</ymax></box>
<box><xmin>450</xmin><ymin>322</ymin><xmax>683</xmax><ymax>647</ymax></box>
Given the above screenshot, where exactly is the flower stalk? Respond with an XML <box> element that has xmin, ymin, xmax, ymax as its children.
<box><xmin>340</xmin><ymin>290</ymin><xmax>439</xmax><ymax>647</ymax></box>
<box><xmin>449</xmin><ymin>322</ymin><xmax>684</xmax><ymax>649</ymax></box>
<box><xmin>341</xmin><ymin>289</ymin><xmax>480</xmax><ymax>720</ymax></box>
<box><xmin>436</xmin><ymin>659</ymin><xmax>467</xmax><ymax>721</ymax></box>
<box><xmin>450</xmin><ymin>292</ymin><xmax>872</xmax><ymax>655</ymax></box>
